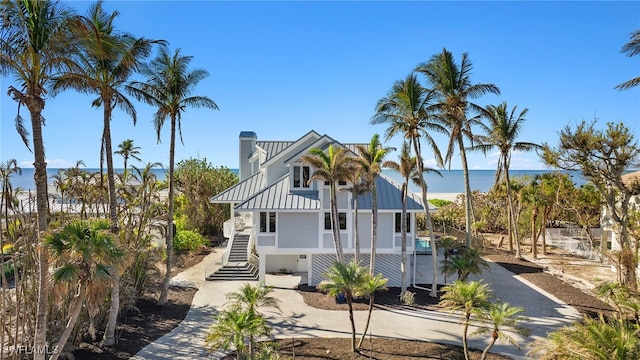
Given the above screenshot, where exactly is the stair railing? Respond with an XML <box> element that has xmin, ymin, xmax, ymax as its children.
<box><xmin>249</xmin><ymin>252</ymin><xmax>259</xmax><ymax>269</ymax></box>
<box><xmin>204</xmin><ymin>252</ymin><xmax>225</xmax><ymax>280</ymax></box>
<box><xmin>222</xmin><ymin>221</ymin><xmax>235</xmax><ymax>265</ymax></box>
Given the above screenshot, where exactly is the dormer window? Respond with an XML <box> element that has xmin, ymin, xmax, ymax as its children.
<box><xmin>293</xmin><ymin>165</ymin><xmax>310</xmax><ymax>188</ymax></box>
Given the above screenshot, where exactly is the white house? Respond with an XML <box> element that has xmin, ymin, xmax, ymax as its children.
<box><xmin>210</xmin><ymin>130</ymin><xmax>432</xmax><ymax>287</ymax></box>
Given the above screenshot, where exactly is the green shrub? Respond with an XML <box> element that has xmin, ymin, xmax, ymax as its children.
<box><xmin>428</xmin><ymin>198</ymin><xmax>452</xmax><ymax>208</ymax></box>
<box><xmin>174</xmin><ymin>229</ymin><xmax>207</xmax><ymax>252</ymax></box>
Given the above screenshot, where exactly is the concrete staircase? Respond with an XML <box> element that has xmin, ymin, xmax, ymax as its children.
<box><xmin>206</xmin><ymin>234</ymin><xmax>258</xmax><ymax>281</ymax></box>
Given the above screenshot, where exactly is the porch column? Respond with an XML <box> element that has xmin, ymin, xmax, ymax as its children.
<box><xmin>259</xmin><ymin>253</ymin><xmax>266</xmax><ymax>286</ymax></box>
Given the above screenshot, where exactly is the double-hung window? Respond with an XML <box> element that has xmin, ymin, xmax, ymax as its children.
<box><xmin>324</xmin><ymin>212</ymin><xmax>346</xmax><ymax>230</ymax></box>
<box><xmin>394</xmin><ymin>212</ymin><xmax>411</xmax><ymax>233</ymax></box>
<box><xmin>260</xmin><ymin>212</ymin><xmax>276</xmax><ymax>233</ymax></box>
<box><xmin>293</xmin><ymin>165</ymin><xmax>311</xmax><ymax>188</ymax></box>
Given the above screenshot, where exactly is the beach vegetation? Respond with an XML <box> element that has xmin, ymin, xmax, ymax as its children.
<box><xmin>115</xmin><ymin>139</ymin><xmax>143</xmax><ymax>171</ymax></box>
<box><xmin>542</xmin><ymin>120</ymin><xmax>640</xmax><ymax>290</ymax></box>
<box><xmin>415</xmin><ymin>48</ymin><xmax>500</xmax><ymax>249</ymax></box>
<box><xmin>128</xmin><ymin>45</ymin><xmax>219</xmax><ymax>305</ymax></box>
<box><xmin>341</xmin><ymin>161</ymin><xmax>369</xmax><ymax>263</ymax></box>
<box><xmin>440</xmin><ymin>246</ymin><xmax>491</xmax><ymax>282</ymax></box>
<box><xmin>473</xmin><ymin>301</ymin><xmax>529</xmax><ymax>360</ymax></box>
<box><xmin>173</xmin><ymin>158</ymin><xmax>238</xmax><ymax>237</ymax></box>
<box><xmin>472</xmin><ymin>102</ymin><xmax>540</xmax><ymax>259</ymax></box>
<box><xmin>1</xmin><ymin>0</ymin><xmax>79</xmax><ymax>352</ymax></box>
<box><xmin>173</xmin><ymin>229</ymin><xmax>207</xmax><ymax>252</ymax></box>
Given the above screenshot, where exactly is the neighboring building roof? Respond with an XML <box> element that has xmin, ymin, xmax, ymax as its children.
<box><xmin>211</xmin><ymin>171</ymin><xmax>265</xmax><ymax>203</ymax></box>
<box><xmin>235</xmin><ymin>175</ymin><xmax>320</xmax><ymax>211</ymax></box>
<box><xmin>622</xmin><ymin>171</ymin><xmax>640</xmax><ymax>189</ymax></box>
<box><xmin>256</xmin><ymin>141</ymin><xmax>294</xmax><ymax>162</ymax></box>
<box><xmin>356</xmin><ymin>174</ymin><xmax>430</xmax><ymax>211</ymax></box>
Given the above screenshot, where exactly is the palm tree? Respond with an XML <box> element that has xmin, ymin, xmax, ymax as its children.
<box><xmin>357</xmin><ymin>273</ymin><xmax>388</xmax><ymax>350</ymax></box>
<box><xmin>382</xmin><ymin>142</ymin><xmax>416</xmax><ymax>294</ymax></box>
<box><xmin>1</xmin><ymin>1</ymin><xmax>77</xmax><ymax>353</ymax></box>
<box><xmin>415</xmin><ymin>48</ymin><xmax>500</xmax><ymax>248</ymax></box>
<box><xmin>472</xmin><ymin>102</ymin><xmax>540</xmax><ymax>259</ymax></box>
<box><xmin>44</xmin><ymin>219</ymin><xmax>123</xmax><ymax>360</ymax></box>
<box><xmin>529</xmin><ymin>314</ymin><xmax>640</xmax><ymax>360</ymax></box>
<box><xmin>301</xmin><ymin>145</ymin><xmax>353</xmax><ymax>263</ymax></box>
<box><xmin>115</xmin><ymin>138</ymin><xmax>142</xmax><ymax>170</ymax></box>
<box><xmin>371</xmin><ymin>72</ymin><xmax>446</xmax><ymax>297</ymax></box>
<box><xmin>437</xmin><ymin>235</ymin><xmax>460</xmax><ymax>283</ymax></box>
<box><xmin>616</xmin><ymin>29</ymin><xmax>640</xmax><ymax>90</ymax></box>
<box><xmin>472</xmin><ymin>302</ymin><xmax>529</xmax><ymax>360</ymax></box>
<box><xmin>318</xmin><ymin>260</ymin><xmax>370</xmax><ymax>352</ymax></box>
<box><xmin>128</xmin><ymin>46</ymin><xmax>218</xmax><ymax>305</ymax></box>
<box><xmin>356</xmin><ymin>134</ymin><xmax>392</xmax><ymax>275</ymax></box>
<box><xmin>205</xmin><ymin>308</ymin><xmax>271</xmax><ymax>360</ymax></box>
<box><xmin>440</xmin><ymin>247</ymin><xmax>491</xmax><ymax>282</ymax></box>
<box><xmin>440</xmin><ymin>280</ymin><xmax>492</xmax><ymax>360</ymax></box>
<box><xmin>224</xmin><ymin>283</ymin><xmax>280</xmax><ymax>358</ymax></box>
<box><xmin>342</xmin><ymin>167</ymin><xmax>369</xmax><ymax>262</ymax></box>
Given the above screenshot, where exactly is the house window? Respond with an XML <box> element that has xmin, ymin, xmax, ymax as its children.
<box><xmin>325</xmin><ymin>212</ymin><xmax>346</xmax><ymax>230</ymax></box>
<box><xmin>324</xmin><ymin>180</ymin><xmax>347</xmax><ymax>186</ymax></box>
<box><xmin>260</xmin><ymin>212</ymin><xmax>276</xmax><ymax>233</ymax></box>
<box><xmin>293</xmin><ymin>165</ymin><xmax>310</xmax><ymax>188</ymax></box>
<box><xmin>395</xmin><ymin>212</ymin><xmax>411</xmax><ymax>233</ymax></box>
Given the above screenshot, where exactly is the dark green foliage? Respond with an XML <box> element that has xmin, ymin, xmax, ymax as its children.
<box><xmin>429</xmin><ymin>198</ymin><xmax>453</xmax><ymax>208</ymax></box>
<box><xmin>173</xmin><ymin>158</ymin><xmax>238</xmax><ymax>236</ymax></box>
<box><xmin>173</xmin><ymin>229</ymin><xmax>207</xmax><ymax>252</ymax></box>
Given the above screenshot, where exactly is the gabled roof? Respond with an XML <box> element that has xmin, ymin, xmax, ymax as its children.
<box><xmin>235</xmin><ymin>174</ymin><xmax>320</xmax><ymax>211</ymax></box>
<box><xmin>261</xmin><ymin>130</ymin><xmax>323</xmax><ymax>167</ymax></box>
<box><xmin>283</xmin><ymin>135</ymin><xmax>367</xmax><ymax>164</ymax></box>
<box><xmin>211</xmin><ymin>171</ymin><xmax>265</xmax><ymax>203</ymax></box>
<box><xmin>356</xmin><ymin>174</ymin><xmax>430</xmax><ymax>211</ymax></box>
<box><xmin>255</xmin><ymin>141</ymin><xmax>295</xmax><ymax>162</ymax></box>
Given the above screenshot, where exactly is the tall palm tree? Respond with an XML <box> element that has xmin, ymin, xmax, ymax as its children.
<box><xmin>440</xmin><ymin>280</ymin><xmax>492</xmax><ymax>360</ymax></box>
<box><xmin>382</xmin><ymin>142</ymin><xmax>416</xmax><ymax>294</ymax></box>
<box><xmin>44</xmin><ymin>219</ymin><xmax>123</xmax><ymax>360</ymax></box>
<box><xmin>301</xmin><ymin>145</ymin><xmax>353</xmax><ymax>263</ymax></box>
<box><xmin>415</xmin><ymin>48</ymin><xmax>500</xmax><ymax>247</ymax></box>
<box><xmin>371</xmin><ymin>73</ymin><xmax>445</xmax><ymax>297</ymax></box>
<box><xmin>472</xmin><ymin>102</ymin><xmax>539</xmax><ymax>259</ymax></box>
<box><xmin>318</xmin><ymin>260</ymin><xmax>370</xmax><ymax>352</ymax></box>
<box><xmin>342</xmin><ymin>167</ymin><xmax>369</xmax><ymax>262</ymax></box>
<box><xmin>52</xmin><ymin>2</ymin><xmax>162</xmax><ymax>344</ymax></box>
<box><xmin>52</xmin><ymin>1</ymin><xmax>160</xmax><ymax>235</ymax></box>
<box><xmin>115</xmin><ymin>138</ymin><xmax>142</xmax><ymax>170</ymax></box>
<box><xmin>128</xmin><ymin>46</ymin><xmax>218</xmax><ymax>305</ymax></box>
<box><xmin>1</xmin><ymin>1</ymin><xmax>77</xmax><ymax>354</ymax></box>
<box><xmin>356</xmin><ymin>134</ymin><xmax>392</xmax><ymax>275</ymax></box>
<box><xmin>472</xmin><ymin>302</ymin><xmax>529</xmax><ymax>360</ymax></box>
<box><xmin>616</xmin><ymin>29</ymin><xmax>640</xmax><ymax>90</ymax></box>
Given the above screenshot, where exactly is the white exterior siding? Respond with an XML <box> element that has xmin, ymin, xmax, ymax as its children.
<box><xmin>310</xmin><ymin>253</ymin><xmax>404</xmax><ymax>286</ymax></box>
<box><xmin>266</xmin><ymin>254</ymin><xmax>298</xmax><ymax>273</ymax></box>
<box><xmin>278</xmin><ymin>213</ymin><xmax>318</xmax><ymax>248</ymax></box>
<box><xmin>257</xmin><ymin>234</ymin><xmax>276</xmax><ymax>247</ymax></box>
<box><xmin>377</xmin><ymin>213</ymin><xmax>394</xmax><ymax>249</ymax></box>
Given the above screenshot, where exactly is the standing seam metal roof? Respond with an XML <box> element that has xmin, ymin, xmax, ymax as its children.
<box><xmin>210</xmin><ymin>171</ymin><xmax>265</xmax><ymax>203</ymax></box>
<box><xmin>256</xmin><ymin>141</ymin><xmax>295</xmax><ymax>162</ymax></box>
<box><xmin>355</xmin><ymin>174</ymin><xmax>430</xmax><ymax>211</ymax></box>
<box><xmin>235</xmin><ymin>175</ymin><xmax>320</xmax><ymax>211</ymax></box>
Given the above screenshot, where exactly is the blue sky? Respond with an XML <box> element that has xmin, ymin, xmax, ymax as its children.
<box><xmin>1</xmin><ymin>1</ymin><xmax>639</xmax><ymax>171</ymax></box>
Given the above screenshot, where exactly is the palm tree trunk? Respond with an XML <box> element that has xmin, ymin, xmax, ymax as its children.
<box><xmin>354</xmin><ymin>197</ymin><xmax>360</xmax><ymax>263</ymax></box>
<box><xmin>30</xmin><ymin>105</ymin><xmax>50</xmax><ymax>360</ymax></box>
<box><xmin>531</xmin><ymin>207</ymin><xmax>538</xmax><ymax>259</ymax></box>
<box><xmin>330</xmin><ymin>183</ymin><xmax>344</xmax><ymax>263</ymax></box>
<box><xmin>347</xmin><ymin>295</ymin><xmax>357</xmax><ymax>352</ymax></box>
<box><xmin>480</xmin><ymin>334</ymin><xmax>498</xmax><ymax>360</ymax></box>
<box><xmin>400</xmin><ymin>184</ymin><xmax>408</xmax><ymax>295</ymax></box>
<box><xmin>462</xmin><ymin>314</ymin><xmax>471</xmax><ymax>360</ymax></box>
<box><xmin>159</xmin><ymin>115</ymin><xmax>177</xmax><ymax>304</ymax></box>
<box><xmin>102</xmin><ymin>267</ymin><xmax>120</xmax><ymax>346</ymax></box>
<box><xmin>50</xmin><ymin>283</ymin><xmax>87</xmax><ymax>360</ymax></box>
<box><xmin>102</xmin><ymin>100</ymin><xmax>121</xmax><ymax>343</ymax></box>
<box><xmin>357</xmin><ymin>294</ymin><xmax>375</xmax><ymax>349</ymax></box>
<box><xmin>412</xmin><ymin>139</ymin><xmax>438</xmax><ymax>297</ymax></box>
<box><xmin>504</xmin><ymin>156</ymin><xmax>520</xmax><ymax>259</ymax></box>
<box><xmin>458</xmin><ymin>137</ymin><xmax>473</xmax><ymax>247</ymax></box>
<box><xmin>369</xmin><ymin>181</ymin><xmax>377</xmax><ymax>275</ymax></box>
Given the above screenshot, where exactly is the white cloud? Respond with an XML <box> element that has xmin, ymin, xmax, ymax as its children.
<box><xmin>19</xmin><ymin>159</ymin><xmax>74</xmax><ymax>169</ymax></box>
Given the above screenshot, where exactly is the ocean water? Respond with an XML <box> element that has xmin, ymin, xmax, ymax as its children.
<box><xmin>7</xmin><ymin>167</ymin><xmax>585</xmax><ymax>193</ymax></box>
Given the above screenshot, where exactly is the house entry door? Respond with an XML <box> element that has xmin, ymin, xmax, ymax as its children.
<box><xmin>297</xmin><ymin>254</ymin><xmax>308</xmax><ymax>272</ymax></box>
